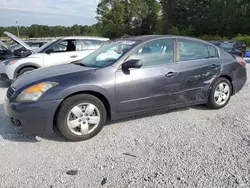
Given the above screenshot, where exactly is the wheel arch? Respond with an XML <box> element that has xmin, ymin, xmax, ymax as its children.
<box><xmin>218</xmin><ymin>74</ymin><xmax>234</xmax><ymax>94</ymax></box>
<box><xmin>65</xmin><ymin>90</ymin><xmax>112</xmax><ymax>120</ymax></box>
<box><xmin>14</xmin><ymin>63</ymin><xmax>41</xmax><ymax>78</ymax></box>
<box><xmin>207</xmin><ymin>74</ymin><xmax>234</xmax><ymax>98</ymax></box>
<box><xmin>53</xmin><ymin>90</ymin><xmax>113</xmax><ymax>130</ymax></box>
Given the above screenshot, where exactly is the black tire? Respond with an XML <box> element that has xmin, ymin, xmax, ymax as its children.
<box><xmin>56</xmin><ymin>94</ymin><xmax>107</xmax><ymax>141</ymax></box>
<box><xmin>206</xmin><ymin>77</ymin><xmax>232</xmax><ymax>109</ymax></box>
<box><xmin>17</xmin><ymin>67</ymin><xmax>35</xmax><ymax>78</ymax></box>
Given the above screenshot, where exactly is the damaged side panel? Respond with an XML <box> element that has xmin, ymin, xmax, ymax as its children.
<box><xmin>175</xmin><ymin>58</ymin><xmax>221</xmax><ymax>102</ymax></box>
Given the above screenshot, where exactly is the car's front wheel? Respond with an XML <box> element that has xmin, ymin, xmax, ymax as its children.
<box><xmin>56</xmin><ymin>94</ymin><xmax>107</xmax><ymax>141</ymax></box>
<box><xmin>17</xmin><ymin>67</ymin><xmax>35</xmax><ymax>78</ymax></box>
<box><xmin>207</xmin><ymin>77</ymin><xmax>232</xmax><ymax>109</ymax></box>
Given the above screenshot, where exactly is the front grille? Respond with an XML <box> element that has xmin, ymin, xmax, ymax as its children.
<box><xmin>6</xmin><ymin>86</ymin><xmax>15</xmax><ymax>99</ymax></box>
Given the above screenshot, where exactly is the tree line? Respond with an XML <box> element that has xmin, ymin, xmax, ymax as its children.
<box><xmin>0</xmin><ymin>24</ymin><xmax>101</xmax><ymax>38</ymax></box>
<box><xmin>1</xmin><ymin>0</ymin><xmax>250</xmax><ymax>41</ymax></box>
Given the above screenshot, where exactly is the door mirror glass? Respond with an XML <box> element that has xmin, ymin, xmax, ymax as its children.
<box><xmin>45</xmin><ymin>49</ymin><xmax>53</xmax><ymax>54</ymax></box>
<box><xmin>122</xmin><ymin>59</ymin><xmax>142</xmax><ymax>69</ymax></box>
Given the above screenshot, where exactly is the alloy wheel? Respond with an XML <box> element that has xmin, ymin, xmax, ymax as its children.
<box><xmin>67</xmin><ymin>103</ymin><xmax>101</xmax><ymax>136</ymax></box>
<box><xmin>214</xmin><ymin>82</ymin><xmax>230</xmax><ymax>106</ymax></box>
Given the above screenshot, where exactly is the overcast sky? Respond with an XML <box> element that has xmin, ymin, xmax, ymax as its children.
<box><xmin>0</xmin><ymin>0</ymin><xmax>98</xmax><ymax>26</ymax></box>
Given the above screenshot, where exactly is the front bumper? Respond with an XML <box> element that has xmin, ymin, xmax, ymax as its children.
<box><xmin>4</xmin><ymin>98</ymin><xmax>63</xmax><ymax>135</ymax></box>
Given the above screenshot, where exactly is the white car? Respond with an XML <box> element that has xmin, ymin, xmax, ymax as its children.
<box><xmin>0</xmin><ymin>32</ymin><xmax>109</xmax><ymax>85</ymax></box>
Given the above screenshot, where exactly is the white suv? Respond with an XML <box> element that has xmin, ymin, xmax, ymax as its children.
<box><xmin>0</xmin><ymin>32</ymin><xmax>109</xmax><ymax>83</ymax></box>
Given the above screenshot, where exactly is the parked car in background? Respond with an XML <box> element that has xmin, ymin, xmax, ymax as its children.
<box><xmin>0</xmin><ymin>40</ymin><xmax>17</xmax><ymax>61</ymax></box>
<box><xmin>25</xmin><ymin>40</ymin><xmax>50</xmax><ymax>50</ymax></box>
<box><xmin>0</xmin><ymin>34</ymin><xmax>109</xmax><ymax>86</ymax></box>
<box><xmin>1</xmin><ymin>32</ymin><xmax>35</xmax><ymax>62</ymax></box>
<box><xmin>8</xmin><ymin>39</ymin><xmax>49</xmax><ymax>52</ymax></box>
<box><xmin>11</xmin><ymin>40</ymin><xmax>50</xmax><ymax>57</ymax></box>
<box><xmin>4</xmin><ymin>35</ymin><xmax>247</xmax><ymax>141</ymax></box>
<box><xmin>1</xmin><ymin>40</ymin><xmax>7</xmax><ymax>44</ymax></box>
<box><xmin>210</xmin><ymin>40</ymin><xmax>246</xmax><ymax>57</ymax></box>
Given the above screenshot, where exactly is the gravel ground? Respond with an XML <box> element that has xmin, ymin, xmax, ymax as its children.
<box><xmin>0</xmin><ymin>65</ymin><xmax>250</xmax><ymax>188</ymax></box>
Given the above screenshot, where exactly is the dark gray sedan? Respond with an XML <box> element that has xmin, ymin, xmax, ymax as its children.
<box><xmin>4</xmin><ymin>35</ymin><xmax>247</xmax><ymax>141</ymax></box>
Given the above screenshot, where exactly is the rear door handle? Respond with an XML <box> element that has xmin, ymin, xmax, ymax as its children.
<box><xmin>165</xmin><ymin>72</ymin><xmax>178</xmax><ymax>77</ymax></box>
<box><xmin>70</xmin><ymin>55</ymin><xmax>78</xmax><ymax>58</ymax></box>
<box><xmin>210</xmin><ymin>64</ymin><xmax>220</xmax><ymax>69</ymax></box>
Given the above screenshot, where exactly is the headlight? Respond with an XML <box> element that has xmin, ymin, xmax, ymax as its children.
<box><xmin>1</xmin><ymin>59</ymin><xmax>17</xmax><ymax>66</ymax></box>
<box><xmin>16</xmin><ymin>82</ymin><xmax>58</xmax><ymax>102</ymax></box>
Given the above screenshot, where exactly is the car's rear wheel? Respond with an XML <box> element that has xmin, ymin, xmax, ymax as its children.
<box><xmin>56</xmin><ymin>94</ymin><xmax>107</xmax><ymax>141</ymax></box>
<box><xmin>17</xmin><ymin>67</ymin><xmax>35</xmax><ymax>78</ymax></box>
<box><xmin>207</xmin><ymin>78</ymin><xmax>232</xmax><ymax>109</ymax></box>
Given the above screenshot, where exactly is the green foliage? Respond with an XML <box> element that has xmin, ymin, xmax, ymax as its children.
<box><xmin>168</xmin><ymin>26</ymin><xmax>194</xmax><ymax>36</ymax></box>
<box><xmin>0</xmin><ymin>24</ymin><xmax>101</xmax><ymax>38</ymax></box>
<box><xmin>199</xmin><ymin>35</ymin><xmax>228</xmax><ymax>41</ymax></box>
<box><xmin>96</xmin><ymin>0</ymin><xmax>160</xmax><ymax>37</ymax></box>
<box><xmin>1</xmin><ymin>0</ymin><xmax>250</xmax><ymax>43</ymax></box>
<box><xmin>234</xmin><ymin>35</ymin><xmax>250</xmax><ymax>46</ymax></box>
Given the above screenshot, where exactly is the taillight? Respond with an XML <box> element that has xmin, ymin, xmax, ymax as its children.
<box><xmin>236</xmin><ymin>56</ymin><xmax>246</xmax><ymax>67</ymax></box>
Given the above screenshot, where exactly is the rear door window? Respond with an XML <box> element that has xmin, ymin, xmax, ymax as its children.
<box><xmin>178</xmin><ymin>39</ymin><xmax>209</xmax><ymax>61</ymax></box>
<box><xmin>77</xmin><ymin>40</ymin><xmax>104</xmax><ymax>51</ymax></box>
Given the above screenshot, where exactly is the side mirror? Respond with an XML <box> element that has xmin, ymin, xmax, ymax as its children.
<box><xmin>45</xmin><ymin>49</ymin><xmax>53</xmax><ymax>54</ymax></box>
<box><xmin>122</xmin><ymin>59</ymin><xmax>142</xmax><ymax>70</ymax></box>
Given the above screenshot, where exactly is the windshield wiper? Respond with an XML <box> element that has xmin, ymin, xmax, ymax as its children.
<box><xmin>71</xmin><ymin>61</ymin><xmax>89</xmax><ymax>67</ymax></box>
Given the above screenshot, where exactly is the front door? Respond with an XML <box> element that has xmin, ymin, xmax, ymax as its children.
<box><xmin>43</xmin><ymin>39</ymin><xmax>79</xmax><ymax>67</ymax></box>
<box><xmin>115</xmin><ymin>38</ymin><xmax>181</xmax><ymax>114</ymax></box>
<box><xmin>175</xmin><ymin>39</ymin><xmax>221</xmax><ymax>102</ymax></box>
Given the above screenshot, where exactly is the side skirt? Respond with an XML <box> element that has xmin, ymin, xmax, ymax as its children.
<box><xmin>110</xmin><ymin>99</ymin><xmax>207</xmax><ymax>121</ymax></box>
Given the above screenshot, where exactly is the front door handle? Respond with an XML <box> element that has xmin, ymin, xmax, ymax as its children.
<box><xmin>70</xmin><ymin>55</ymin><xmax>78</xmax><ymax>58</ymax></box>
<box><xmin>210</xmin><ymin>64</ymin><xmax>220</xmax><ymax>69</ymax></box>
<box><xmin>165</xmin><ymin>72</ymin><xmax>178</xmax><ymax>77</ymax></box>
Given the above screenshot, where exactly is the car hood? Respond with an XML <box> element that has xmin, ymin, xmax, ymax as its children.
<box><xmin>0</xmin><ymin>40</ymin><xmax>8</xmax><ymax>51</ymax></box>
<box><xmin>4</xmin><ymin>31</ymin><xmax>32</xmax><ymax>51</ymax></box>
<box><xmin>11</xmin><ymin>64</ymin><xmax>97</xmax><ymax>90</ymax></box>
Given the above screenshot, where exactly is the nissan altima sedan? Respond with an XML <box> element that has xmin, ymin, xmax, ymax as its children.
<box><xmin>4</xmin><ymin>35</ymin><xmax>247</xmax><ymax>141</ymax></box>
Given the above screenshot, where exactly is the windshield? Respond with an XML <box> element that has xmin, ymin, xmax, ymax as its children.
<box><xmin>34</xmin><ymin>39</ymin><xmax>57</xmax><ymax>53</ymax></box>
<box><xmin>77</xmin><ymin>40</ymin><xmax>139</xmax><ymax>68</ymax></box>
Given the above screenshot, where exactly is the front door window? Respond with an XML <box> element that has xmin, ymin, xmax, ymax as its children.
<box><xmin>129</xmin><ymin>39</ymin><xmax>174</xmax><ymax>66</ymax></box>
<box><xmin>47</xmin><ymin>40</ymin><xmax>76</xmax><ymax>53</ymax></box>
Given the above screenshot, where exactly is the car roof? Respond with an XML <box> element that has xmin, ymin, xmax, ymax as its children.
<box><xmin>58</xmin><ymin>36</ymin><xmax>110</xmax><ymax>41</ymax></box>
<box><xmin>116</xmin><ymin>35</ymin><xmax>214</xmax><ymax>45</ymax></box>
<box><xmin>25</xmin><ymin>40</ymin><xmax>50</xmax><ymax>43</ymax></box>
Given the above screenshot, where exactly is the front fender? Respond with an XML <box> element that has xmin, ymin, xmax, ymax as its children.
<box><xmin>5</xmin><ymin>57</ymin><xmax>42</xmax><ymax>79</ymax></box>
<box><xmin>55</xmin><ymin>84</ymin><xmax>116</xmax><ymax>116</ymax></box>
<box><xmin>13</xmin><ymin>62</ymin><xmax>41</xmax><ymax>78</ymax></box>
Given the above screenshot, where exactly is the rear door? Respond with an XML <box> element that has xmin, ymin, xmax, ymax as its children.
<box><xmin>115</xmin><ymin>38</ymin><xmax>181</xmax><ymax>113</ymax></box>
<box><xmin>43</xmin><ymin>39</ymin><xmax>78</xmax><ymax>67</ymax></box>
<box><xmin>77</xmin><ymin>39</ymin><xmax>105</xmax><ymax>60</ymax></box>
<box><xmin>175</xmin><ymin>38</ymin><xmax>221</xmax><ymax>102</ymax></box>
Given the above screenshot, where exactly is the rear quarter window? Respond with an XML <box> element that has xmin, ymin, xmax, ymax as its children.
<box><xmin>208</xmin><ymin>45</ymin><xmax>218</xmax><ymax>58</ymax></box>
<box><xmin>78</xmin><ymin>40</ymin><xmax>104</xmax><ymax>51</ymax></box>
